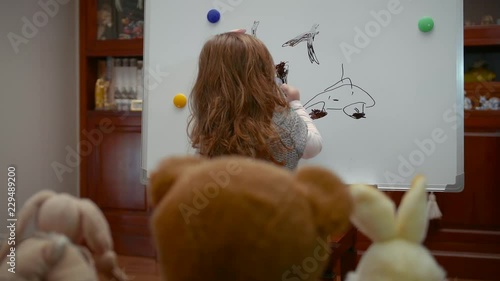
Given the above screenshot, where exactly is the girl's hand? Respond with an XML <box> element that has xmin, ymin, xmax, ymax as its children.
<box><xmin>281</xmin><ymin>84</ymin><xmax>301</xmax><ymax>102</ymax></box>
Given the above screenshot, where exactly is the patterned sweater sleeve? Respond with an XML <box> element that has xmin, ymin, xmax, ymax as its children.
<box><xmin>289</xmin><ymin>100</ymin><xmax>323</xmax><ymax>159</ymax></box>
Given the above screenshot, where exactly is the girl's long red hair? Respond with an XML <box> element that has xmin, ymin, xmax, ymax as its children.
<box><xmin>187</xmin><ymin>32</ymin><xmax>289</xmax><ymax>163</ymax></box>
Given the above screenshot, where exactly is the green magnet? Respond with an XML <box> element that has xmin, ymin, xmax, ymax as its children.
<box><xmin>418</xmin><ymin>16</ymin><xmax>434</xmax><ymax>32</ymax></box>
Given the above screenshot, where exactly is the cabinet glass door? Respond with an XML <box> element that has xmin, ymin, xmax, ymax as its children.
<box><xmin>464</xmin><ymin>0</ymin><xmax>500</xmax><ymax>27</ymax></box>
<box><xmin>97</xmin><ymin>0</ymin><xmax>145</xmax><ymax>40</ymax></box>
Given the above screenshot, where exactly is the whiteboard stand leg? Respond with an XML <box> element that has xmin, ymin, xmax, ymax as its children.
<box><xmin>427</xmin><ymin>192</ymin><xmax>443</xmax><ymax>220</ymax></box>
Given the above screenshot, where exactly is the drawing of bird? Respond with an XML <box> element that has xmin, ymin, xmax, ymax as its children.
<box><xmin>282</xmin><ymin>24</ymin><xmax>320</xmax><ymax>64</ymax></box>
<box><xmin>251</xmin><ymin>21</ymin><xmax>260</xmax><ymax>37</ymax></box>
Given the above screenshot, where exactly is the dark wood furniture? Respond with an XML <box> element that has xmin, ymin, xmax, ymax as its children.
<box><xmin>464</xmin><ymin>25</ymin><xmax>500</xmax><ymax>46</ymax></box>
<box><xmin>111</xmin><ymin>254</ymin><xmax>478</xmax><ymax>281</ymax></box>
<box><xmin>322</xmin><ymin>227</ymin><xmax>357</xmax><ymax>281</ymax></box>
<box><xmin>85</xmin><ymin>111</ymin><xmax>154</xmax><ymax>257</ymax></box>
<box><xmin>79</xmin><ymin>1</ymin><xmax>154</xmax><ymax>257</ymax></box>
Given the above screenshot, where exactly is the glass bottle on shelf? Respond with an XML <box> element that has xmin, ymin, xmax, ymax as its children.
<box><xmin>136</xmin><ymin>60</ymin><xmax>144</xmax><ymax>100</ymax></box>
<box><xmin>128</xmin><ymin>58</ymin><xmax>138</xmax><ymax>99</ymax></box>
<box><xmin>104</xmin><ymin>56</ymin><xmax>115</xmax><ymax>110</ymax></box>
<box><xmin>121</xmin><ymin>58</ymin><xmax>130</xmax><ymax>99</ymax></box>
<box><xmin>94</xmin><ymin>79</ymin><xmax>106</xmax><ymax>110</ymax></box>
<box><xmin>94</xmin><ymin>59</ymin><xmax>108</xmax><ymax>110</ymax></box>
<box><xmin>113</xmin><ymin>58</ymin><xmax>123</xmax><ymax>100</ymax></box>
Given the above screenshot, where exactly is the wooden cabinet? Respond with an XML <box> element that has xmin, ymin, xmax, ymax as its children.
<box><xmin>463</xmin><ymin>1</ymin><xmax>500</xmax><ymax>109</ymax></box>
<box><xmin>79</xmin><ymin>1</ymin><xmax>153</xmax><ymax>257</ymax></box>
<box><xmin>85</xmin><ymin>111</ymin><xmax>154</xmax><ymax>257</ymax></box>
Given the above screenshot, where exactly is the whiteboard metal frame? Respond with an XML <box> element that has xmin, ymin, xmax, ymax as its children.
<box><xmin>140</xmin><ymin>0</ymin><xmax>465</xmax><ymax>192</ymax></box>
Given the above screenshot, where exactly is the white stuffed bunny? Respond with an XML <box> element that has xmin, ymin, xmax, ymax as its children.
<box><xmin>0</xmin><ymin>190</ymin><xmax>129</xmax><ymax>281</ymax></box>
<box><xmin>346</xmin><ymin>175</ymin><xmax>447</xmax><ymax>281</ymax></box>
<box><xmin>0</xmin><ymin>232</ymin><xmax>98</xmax><ymax>281</ymax></box>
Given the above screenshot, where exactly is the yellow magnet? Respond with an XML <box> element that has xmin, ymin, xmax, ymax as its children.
<box><xmin>173</xmin><ymin>93</ymin><xmax>187</xmax><ymax>108</ymax></box>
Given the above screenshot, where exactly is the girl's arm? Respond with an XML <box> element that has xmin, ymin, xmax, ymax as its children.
<box><xmin>289</xmin><ymin>100</ymin><xmax>323</xmax><ymax>159</ymax></box>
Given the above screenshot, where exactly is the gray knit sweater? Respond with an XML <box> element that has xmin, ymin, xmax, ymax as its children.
<box><xmin>194</xmin><ymin>108</ymin><xmax>308</xmax><ymax>169</ymax></box>
<box><xmin>272</xmin><ymin>108</ymin><xmax>308</xmax><ymax>170</ymax></box>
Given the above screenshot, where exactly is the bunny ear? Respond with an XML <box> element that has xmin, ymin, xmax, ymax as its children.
<box><xmin>349</xmin><ymin>184</ymin><xmax>398</xmax><ymax>242</ymax></box>
<box><xmin>0</xmin><ymin>190</ymin><xmax>56</xmax><ymax>260</ymax></box>
<box><xmin>396</xmin><ymin>175</ymin><xmax>429</xmax><ymax>243</ymax></box>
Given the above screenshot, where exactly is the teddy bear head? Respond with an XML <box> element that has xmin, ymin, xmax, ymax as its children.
<box><xmin>148</xmin><ymin>155</ymin><xmax>353</xmax><ymax>281</ymax></box>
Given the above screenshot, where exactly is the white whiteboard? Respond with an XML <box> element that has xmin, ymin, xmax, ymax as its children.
<box><xmin>142</xmin><ymin>0</ymin><xmax>464</xmax><ymax>191</ymax></box>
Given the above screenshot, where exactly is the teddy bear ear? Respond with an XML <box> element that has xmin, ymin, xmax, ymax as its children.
<box><xmin>295</xmin><ymin>166</ymin><xmax>353</xmax><ymax>236</ymax></box>
<box><xmin>148</xmin><ymin>155</ymin><xmax>206</xmax><ymax>207</ymax></box>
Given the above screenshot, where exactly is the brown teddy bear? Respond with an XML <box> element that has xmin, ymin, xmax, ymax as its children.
<box><xmin>148</xmin><ymin>155</ymin><xmax>353</xmax><ymax>281</ymax></box>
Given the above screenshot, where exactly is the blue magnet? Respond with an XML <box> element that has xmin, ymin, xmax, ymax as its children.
<box><xmin>207</xmin><ymin>9</ymin><xmax>221</xmax><ymax>23</ymax></box>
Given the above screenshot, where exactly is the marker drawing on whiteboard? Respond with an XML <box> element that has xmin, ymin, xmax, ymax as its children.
<box><xmin>303</xmin><ymin>64</ymin><xmax>376</xmax><ymax>120</ymax></box>
<box><xmin>282</xmin><ymin>24</ymin><xmax>320</xmax><ymax>64</ymax></box>
<box><xmin>251</xmin><ymin>21</ymin><xmax>260</xmax><ymax>37</ymax></box>
<box><xmin>275</xmin><ymin>61</ymin><xmax>289</xmax><ymax>84</ymax></box>
<box><xmin>310</xmin><ymin>109</ymin><xmax>328</xmax><ymax>119</ymax></box>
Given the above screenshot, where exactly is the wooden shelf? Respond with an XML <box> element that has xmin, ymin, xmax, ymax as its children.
<box><xmin>464</xmin><ymin>110</ymin><xmax>500</xmax><ymax>131</ymax></box>
<box><xmin>87</xmin><ymin>110</ymin><xmax>142</xmax><ymax>118</ymax></box>
<box><xmin>464</xmin><ymin>25</ymin><xmax>500</xmax><ymax>46</ymax></box>
<box><xmin>465</xmin><ymin>82</ymin><xmax>500</xmax><ymax>96</ymax></box>
<box><xmin>79</xmin><ymin>0</ymin><xmax>152</xmax><ymax>259</ymax></box>
<box><xmin>86</xmin><ymin>39</ymin><xmax>144</xmax><ymax>57</ymax></box>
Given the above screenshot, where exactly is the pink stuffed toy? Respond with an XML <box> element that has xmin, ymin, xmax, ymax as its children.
<box><xmin>0</xmin><ymin>190</ymin><xmax>129</xmax><ymax>281</ymax></box>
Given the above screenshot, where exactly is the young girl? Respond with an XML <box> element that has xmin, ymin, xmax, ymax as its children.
<box><xmin>187</xmin><ymin>31</ymin><xmax>322</xmax><ymax>170</ymax></box>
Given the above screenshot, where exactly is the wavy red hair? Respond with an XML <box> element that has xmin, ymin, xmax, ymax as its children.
<box><xmin>187</xmin><ymin>32</ymin><xmax>290</xmax><ymax>163</ymax></box>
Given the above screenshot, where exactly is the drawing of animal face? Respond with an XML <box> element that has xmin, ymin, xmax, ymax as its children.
<box><xmin>344</xmin><ymin>102</ymin><xmax>367</xmax><ymax>119</ymax></box>
<box><xmin>303</xmin><ymin>64</ymin><xmax>376</xmax><ymax>120</ymax></box>
<box><xmin>310</xmin><ymin>109</ymin><xmax>328</xmax><ymax>120</ymax></box>
<box><xmin>324</xmin><ymin>81</ymin><xmax>375</xmax><ymax>110</ymax></box>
